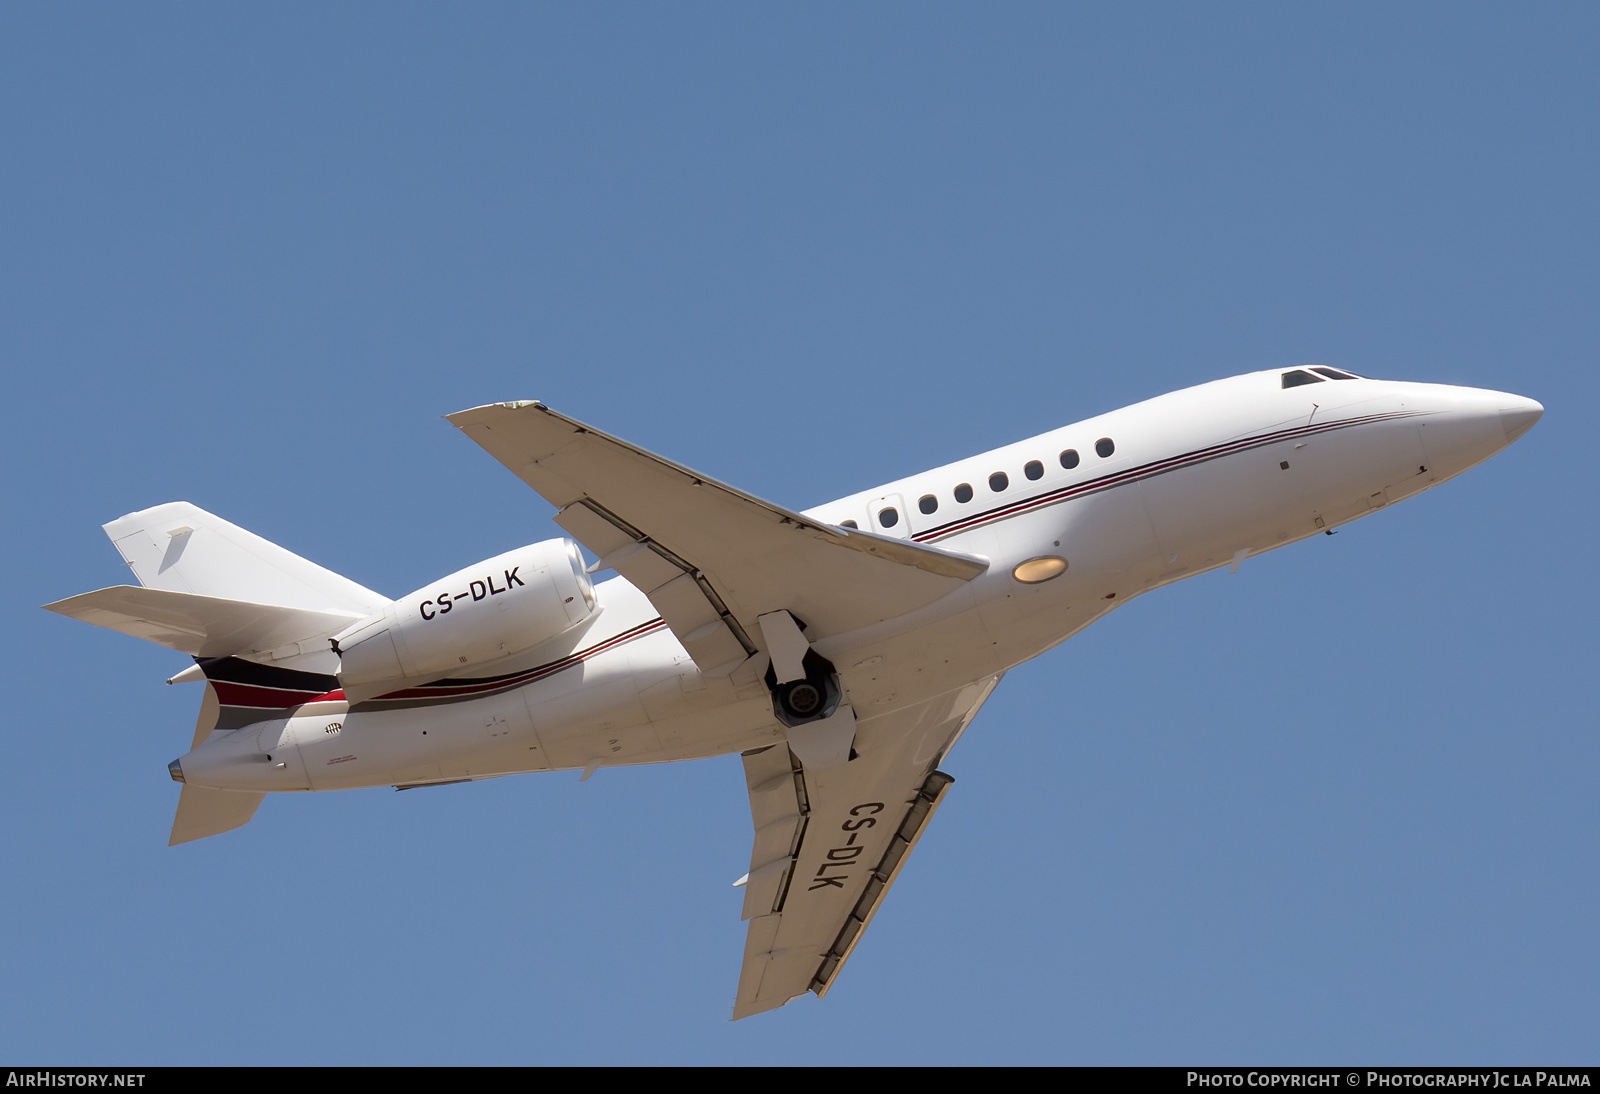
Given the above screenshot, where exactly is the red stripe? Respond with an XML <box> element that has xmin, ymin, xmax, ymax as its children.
<box><xmin>216</xmin><ymin>416</ymin><xmax>1399</xmax><ymax>712</ymax></box>
<box><xmin>211</xmin><ymin>682</ymin><xmax>329</xmax><ymax>709</ymax></box>
<box><xmin>913</xmin><ymin>412</ymin><xmax>1415</xmax><ymax>543</ymax></box>
<box><xmin>213</xmin><ymin>620</ymin><xmax>671</xmax><ymax>712</ymax></box>
<box><xmin>362</xmin><ymin>620</ymin><xmax>669</xmax><ymax>703</ymax></box>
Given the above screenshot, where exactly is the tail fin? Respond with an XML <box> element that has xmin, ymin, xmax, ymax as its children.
<box><xmin>47</xmin><ymin>503</ymin><xmax>378</xmax><ymax>845</ymax></box>
<box><xmin>169</xmin><ymin>684</ymin><xmax>264</xmax><ymax>845</ymax></box>
<box><xmin>103</xmin><ymin>502</ymin><xmax>387</xmax><ymax>616</ymax></box>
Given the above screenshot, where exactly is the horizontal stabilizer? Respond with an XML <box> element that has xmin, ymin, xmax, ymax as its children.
<box><xmin>44</xmin><ymin>585</ymin><xmax>363</xmax><ymax>662</ymax></box>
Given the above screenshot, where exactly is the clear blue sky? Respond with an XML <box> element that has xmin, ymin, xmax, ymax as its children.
<box><xmin>4</xmin><ymin>3</ymin><xmax>1595</xmax><ymax>1064</ymax></box>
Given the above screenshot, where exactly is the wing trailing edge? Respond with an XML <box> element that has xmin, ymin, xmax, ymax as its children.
<box><xmin>446</xmin><ymin>400</ymin><xmax>988</xmax><ymax>676</ymax></box>
<box><xmin>44</xmin><ymin>585</ymin><xmax>362</xmax><ymax>665</ymax></box>
<box><xmin>731</xmin><ymin>675</ymin><xmax>1001</xmax><ymax>1019</ymax></box>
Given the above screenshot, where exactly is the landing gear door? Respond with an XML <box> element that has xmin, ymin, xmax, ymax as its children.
<box><xmin>869</xmin><ymin>493</ymin><xmax>910</xmax><ymax>539</ymax></box>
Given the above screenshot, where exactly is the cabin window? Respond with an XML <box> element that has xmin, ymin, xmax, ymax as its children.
<box><xmin>1095</xmin><ymin>438</ymin><xmax>1115</xmax><ymax>458</ymax></box>
<box><xmin>1312</xmin><ymin>367</ymin><xmax>1359</xmax><ymax>380</ymax></box>
<box><xmin>1024</xmin><ymin>460</ymin><xmax>1044</xmax><ymax>480</ymax></box>
<box><xmin>989</xmin><ymin>472</ymin><xmax>1009</xmax><ymax>492</ymax></box>
<box><xmin>954</xmin><ymin>483</ymin><xmax>973</xmax><ymax>503</ymax></box>
<box><xmin>839</xmin><ymin>519</ymin><xmax>858</xmax><ymax>529</ymax></box>
<box><xmin>878</xmin><ymin>507</ymin><xmax>899</xmax><ymax>528</ymax></box>
<box><xmin>918</xmin><ymin>494</ymin><xmax>938</xmax><ymax>515</ymax></box>
<box><xmin>1060</xmin><ymin>449</ymin><xmax>1079</xmax><ymax>469</ymax></box>
<box><xmin>1281</xmin><ymin>370</ymin><xmax>1324</xmax><ymax>388</ymax></box>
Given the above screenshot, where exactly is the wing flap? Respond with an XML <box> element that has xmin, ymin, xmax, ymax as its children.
<box><xmin>448</xmin><ymin>402</ymin><xmax>988</xmax><ymax>668</ymax></box>
<box><xmin>551</xmin><ymin>500</ymin><xmax>635</xmax><ymax>560</ymax></box>
<box><xmin>730</xmin><ymin>676</ymin><xmax>1001</xmax><ymax>1019</ymax></box>
<box><xmin>555</xmin><ymin>498</ymin><xmax>756</xmax><ymax>673</ymax></box>
<box><xmin>739</xmin><ymin>745</ymin><xmax>808</xmax><ymax>921</ymax></box>
<box><xmin>735</xmin><ymin>914</ymin><xmax>791</xmax><ymax>1015</ymax></box>
<box><xmin>811</xmin><ymin>770</ymin><xmax>954</xmax><ymax>996</ymax></box>
<box><xmin>648</xmin><ymin>571</ymin><xmax>750</xmax><ymax>674</ymax></box>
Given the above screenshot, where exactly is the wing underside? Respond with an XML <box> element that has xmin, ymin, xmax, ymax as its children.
<box><xmin>447</xmin><ymin>401</ymin><xmax>987</xmax><ymax>673</ymax></box>
<box><xmin>443</xmin><ymin>399</ymin><xmax>1003</xmax><ymax>1016</ymax></box>
<box><xmin>733</xmin><ymin>675</ymin><xmax>1001</xmax><ymax>1019</ymax></box>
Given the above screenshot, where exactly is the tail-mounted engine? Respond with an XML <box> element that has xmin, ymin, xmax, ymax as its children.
<box><xmin>332</xmin><ymin>538</ymin><xmax>596</xmax><ymax>702</ymax></box>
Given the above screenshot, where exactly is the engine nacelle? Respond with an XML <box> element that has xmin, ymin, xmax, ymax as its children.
<box><xmin>332</xmin><ymin>538</ymin><xmax>596</xmax><ymax>701</ymax></box>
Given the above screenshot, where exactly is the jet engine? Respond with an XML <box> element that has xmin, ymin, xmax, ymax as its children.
<box><xmin>332</xmin><ymin>538</ymin><xmax>596</xmax><ymax>701</ymax></box>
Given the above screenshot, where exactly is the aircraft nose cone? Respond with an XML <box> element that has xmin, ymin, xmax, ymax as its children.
<box><xmin>1499</xmin><ymin>396</ymin><xmax>1544</xmax><ymax>444</ymax></box>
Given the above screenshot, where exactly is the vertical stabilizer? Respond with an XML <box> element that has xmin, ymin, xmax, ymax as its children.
<box><xmin>168</xmin><ymin>684</ymin><xmax>264</xmax><ymax>845</ymax></box>
<box><xmin>170</xmin><ymin>785</ymin><xmax>265</xmax><ymax>846</ymax></box>
<box><xmin>104</xmin><ymin>502</ymin><xmax>387</xmax><ymax>615</ymax></box>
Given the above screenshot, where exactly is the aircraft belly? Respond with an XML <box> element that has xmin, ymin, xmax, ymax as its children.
<box><xmin>291</xmin><ymin>691</ymin><xmax>540</xmax><ymax>790</ymax></box>
<box><xmin>938</xmin><ymin>489</ymin><xmax>1162</xmax><ymax>668</ymax></box>
<box><xmin>521</xmin><ymin>653</ymin><xmax>657</xmax><ymax>771</ymax></box>
<box><xmin>1141</xmin><ymin>414</ymin><xmax>1428</xmax><ymax>569</ymax></box>
<box><xmin>281</xmin><ymin>630</ymin><xmax>780</xmax><ymax>787</ymax></box>
<box><xmin>1145</xmin><ymin>442</ymin><xmax>1287</xmax><ymax>563</ymax></box>
<box><xmin>1300</xmin><ymin>414</ymin><xmax>1428</xmax><ymax>521</ymax></box>
<box><xmin>514</xmin><ymin>628</ymin><xmax>780</xmax><ymax>770</ymax></box>
<box><xmin>824</xmin><ymin>599</ymin><xmax>1005</xmax><ymax>723</ymax></box>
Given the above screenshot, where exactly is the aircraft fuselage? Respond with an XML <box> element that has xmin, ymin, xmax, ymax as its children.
<box><xmin>175</xmin><ymin>368</ymin><xmax>1541</xmax><ymax>794</ymax></box>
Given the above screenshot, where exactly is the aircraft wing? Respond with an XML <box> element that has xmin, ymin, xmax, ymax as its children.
<box><xmin>731</xmin><ymin>674</ymin><xmax>1001</xmax><ymax>1019</ymax></box>
<box><xmin>447</xmin><ymin>402</ymin><xmax>988</xmax><ymax>675</ymax></box>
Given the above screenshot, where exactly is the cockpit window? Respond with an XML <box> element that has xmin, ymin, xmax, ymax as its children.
<box><xmin>1311</xmin><ymin>367</ymin><xmax>1360</xmax><ymax>380</ymax></box>
<box><xmin>1281</xmin><ymin>370</ymin><xmax>1324</xmax><ymax>388</ymax></box>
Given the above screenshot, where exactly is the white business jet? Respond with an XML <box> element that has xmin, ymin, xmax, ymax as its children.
<box><xmin>46</xmin><ymin>366</ymin><xmax>1541</xmax><ymax>1018</ymax></box>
